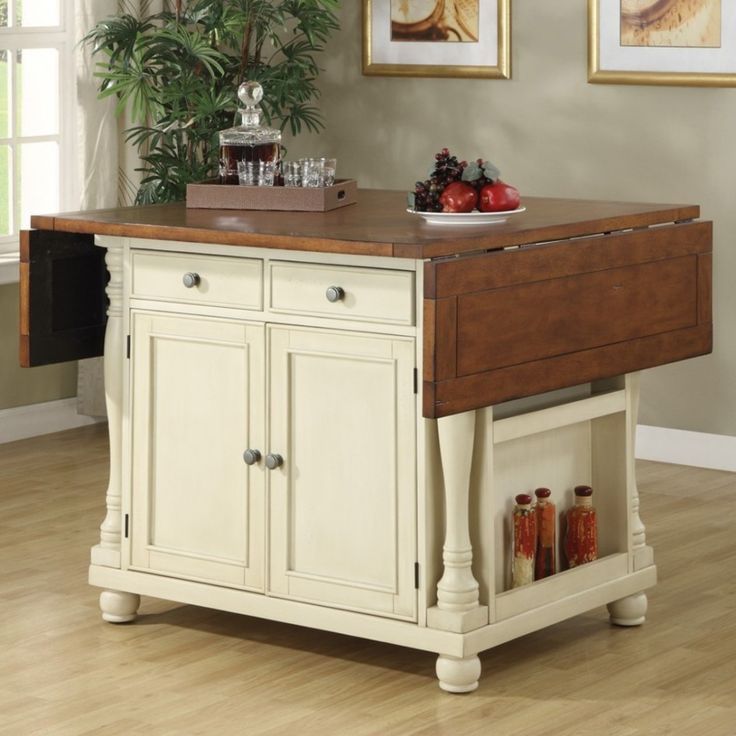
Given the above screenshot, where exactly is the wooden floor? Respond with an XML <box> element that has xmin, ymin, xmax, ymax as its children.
<box><xmin>2</xmin><ymin>425</ymin><xmax>736</xmax><ymax>735</ymax></box>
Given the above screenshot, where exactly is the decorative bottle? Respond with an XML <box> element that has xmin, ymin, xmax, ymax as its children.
<box><xmin>534</xmin><ymin>487</ymin><xmax>556</xmax><ymax>579</ymax></box>
<box><xmin>512</xmin><ymin>493</ymin><xmax>537</xmax><ymax>588</ymax></box>
<box><xmin>218</xmin><ymin>81</ymin><xmax>281</xmax><ymax>184</ymax></box>
<box><xmin>564</xmin><ymin>485</ymin><xmax>598</xmax><ymax>568</ymax></box>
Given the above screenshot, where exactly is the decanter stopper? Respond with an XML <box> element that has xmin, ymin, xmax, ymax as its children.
<box><xmin>238</xmin><ymin>80</ymin><xmax>263</xmax><ymax>107</ymax></box>
<box><xmin>237</xmin><ymin>81</ymin><xmax>264</xmax><ymax>127</ymax></box>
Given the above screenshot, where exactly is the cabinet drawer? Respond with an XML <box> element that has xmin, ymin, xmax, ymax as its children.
<box><xmin>269</xmin><ymin>261</ymin><xmax>415</xmax><ymax>325</ymax></box>
<box><xmin>131</xmin><ymin>251</ymin><xmax>263</xmax><ymax>310</ymax></box>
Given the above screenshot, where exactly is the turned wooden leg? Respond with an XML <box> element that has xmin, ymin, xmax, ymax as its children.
<box><xmin>608</xmin><ymin>592</ymin><xmax>647</xmax><ymax>626</ymax></box>
<box><xmin>100</xmin><ymin>590</ymin><xmax>140</xmax><ymax>623</ymax></box>
<box><xmin>427</xmin><ymin>410</ymin><xmax>488</xmax><ymax>633</ymax></box>
<box><xmin>436</xmin><ymin>654</ymin><xmax>481</xmax><ymax>693</ymax></box>
<box><xmin>91</xmin><ymin>238</ymin><xmax>124</xmax><ymax>569</ymax></box>
<box><xmin>627</xmin><ymin>373</ymin><xmax>654</xmax><ymax>570</ymax></box>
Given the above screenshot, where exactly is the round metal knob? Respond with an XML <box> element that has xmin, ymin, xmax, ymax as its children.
<box><xmin>265</xmin><ymin>453</ymin><xmax>283</xmax><ymax>470</ymax></box>
<box><xmin>325</xmin><ymin>285</ymin><xmax>345</xmax><ymax>303</ymax></box>
<box><xmin>242</xmin><ymin>449</ymin><xmax>261</xmax><ymax>466</ymax></box>
<box><xmin>182</xmin><ymin>272</ymin><xmax>201</xmax><ymax>288</ymax></box>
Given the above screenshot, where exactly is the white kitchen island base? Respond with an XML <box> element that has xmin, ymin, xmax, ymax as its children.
<box><xmin>21</xmin><ymin>192</ymin><xmax>711</xmax><ymax>693</ymax></box>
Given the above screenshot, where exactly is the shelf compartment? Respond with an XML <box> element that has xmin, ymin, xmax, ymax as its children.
<box><xmin>495</xmin><ymin>553</ymin><xmax>628</xmax><ymax>621</ymax></box>
<box><xmin>487</xmin><ymin>390</ymin><xmax>631</xmax><ymax>602</ymax></box>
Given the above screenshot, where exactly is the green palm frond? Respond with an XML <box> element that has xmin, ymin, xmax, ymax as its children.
<box><xmin>86</xmin><ymin>0</ymin><xmax>340</xmax><ymax>203</ymax></box>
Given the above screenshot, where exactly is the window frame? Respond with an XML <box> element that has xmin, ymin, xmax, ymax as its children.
<box><xmin>0</xmin><ymin>0</ymin><xmax>78</xmax><ymax>274</ymax></box>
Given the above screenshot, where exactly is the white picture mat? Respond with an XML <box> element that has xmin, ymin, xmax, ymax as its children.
<box><xmin>599</xmin><ymin>0</ymin><xmax>736</xmax><ymax>73</ymax></box>
<box><xmin>371</xmin><ymin>1</ymin><xmax>498</xmax><ymax>67</ymax></box>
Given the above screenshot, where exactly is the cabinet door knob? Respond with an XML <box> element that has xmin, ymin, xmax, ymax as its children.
<box><xmin>242</xmin><ymin>449</ymin><xmax>261</xmax><ymax>466</ymax></box>
<box><xmin>182</xmin><ymin>272</ymin><xmax>201</xmax><ymax>288</ymax></box>
<box><xmin>325</xmin><ymin>285</ymin><xmax>345</xmax><ymax>303</ymax></box>
<box><xmin>265</xmin><ymin>453</ymin><xmax>284</xmax><ymax>470</ymax></box>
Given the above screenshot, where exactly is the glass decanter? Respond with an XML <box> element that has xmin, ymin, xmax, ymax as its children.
<box><xmin>218</xmin><ymin>81</ymin><xmax>281</xmax><ymax>185</ymax></box>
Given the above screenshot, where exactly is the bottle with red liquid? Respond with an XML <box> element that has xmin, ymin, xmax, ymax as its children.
<box><xmin>534</xmin><ymin>487</ymin><xmax>556</xmax><ymax>579</ymax></box>
<box><xmin>564</xmin><ymin>485</ymin><xmax>598</xmax><ymax>568</ymax></box>
<box><xmin>218</xmin><ymin>81</ymin><xmax>281</xmax><ymax>184</ymax></box>
<box><xmin>512</xmin><ymin>493</ymin><xmax>537</xmax><ymax>588</ymax></box>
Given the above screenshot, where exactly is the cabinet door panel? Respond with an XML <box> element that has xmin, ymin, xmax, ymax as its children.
<box><xmin>130</xmin><ymin>313</ymin><xmax>265</xmax><ymax>590</ymax></box>
<box><xmin>269</xmin><ymin>326</ymin><xmax>416</xmax><ymax>620</ymax></box>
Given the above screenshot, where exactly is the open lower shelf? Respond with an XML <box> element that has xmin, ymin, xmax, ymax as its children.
<box><xmin>494</xmin><ymin>553</ymin><xmax>629</xmax><ymax>621</ymax></box>
<box><xmin>486</xmin><ymin>387</ymin><xmax>632</xmax><ymax>597</ymax></box>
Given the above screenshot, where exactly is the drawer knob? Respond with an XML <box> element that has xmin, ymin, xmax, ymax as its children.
<box><xmin>265</xmin><ymin>453</ymin><xmax>284</xmax><ymax>470</ymax></box>
<box><xmin>242</xmin><ymin>449</ymin><xmax>261</xmax><ymax>466</ymax></box>
<box><xmin>325</xmin><ymin>285</ymin><xmax>345</xmax><ymax>303</ymax></box>
<box><xmin>182</xmin><ymin>272</ymin><xmax>201</xmax><ymax>288</ymax></box>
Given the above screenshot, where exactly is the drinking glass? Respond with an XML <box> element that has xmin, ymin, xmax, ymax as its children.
<box><xmin>321</xmin><ymin>158</ymin><xmax>337</xmax><ymax>187</ymax></box>
<box><xmin>301</xmin><ymin>158</ymin><xmax>324</xmax><ymax>188</ymax></box>
<box><xmin>283</xmin><ymin>161</ymin><xmax>301</xmax><ymax>187</ymax></box>
<box><xmin>237</xmin><ymin>160</ymin><xmax>256</xmax><ymax>186</ymax></box>
<box><xmin>258</xmin><ymin>160</ymin><xmax>277</xmax><ymax>186</ymax></box>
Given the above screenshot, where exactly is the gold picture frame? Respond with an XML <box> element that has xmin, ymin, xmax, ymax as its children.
<box><xmin>589</xmin><ymin>0</ymin><xmax>736</xmax><ymax>87</ymax></box>
<box><xmin>363</xmin><ymin>0</ymin><xmax>511</xmax><ymax>79</ymax></box>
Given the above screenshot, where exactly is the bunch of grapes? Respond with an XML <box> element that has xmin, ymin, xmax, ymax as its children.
<box><xmin>411</xmin><ymin>149</ymin><xmax>501</xmax><ymax>212</ymax></box>
<box><xmin>413</xmin><ymin>148</ymin><xmax>466</xmax><ymax>212</ymax></box>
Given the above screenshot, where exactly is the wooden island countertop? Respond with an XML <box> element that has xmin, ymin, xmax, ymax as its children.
<box><xmin>30</xmin><ymin>189</ymin><xmax>701</xmax><ymax>260</ymax></box>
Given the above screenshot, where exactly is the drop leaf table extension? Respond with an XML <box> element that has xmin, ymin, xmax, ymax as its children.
<box><xmin>20</xmin><ymin>190</ymin><xmax>712</xmax><ymax>693</ymax></box>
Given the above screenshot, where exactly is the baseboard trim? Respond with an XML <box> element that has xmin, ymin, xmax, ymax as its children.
<box><xmin>0</xmin><ymin>398</ymin><xmax>104</xmax><ymax>444</ymax></box>
<box><xmin>636</xmin><ymin>424</ymin><xmax>736</xmax><ymax>473</ymax></box>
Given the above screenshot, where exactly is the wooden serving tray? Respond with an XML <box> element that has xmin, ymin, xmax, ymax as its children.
<box><xmin>186</xmin><ymin>178</ymin><xmax>357</xmax><ymax>212</ymax></box>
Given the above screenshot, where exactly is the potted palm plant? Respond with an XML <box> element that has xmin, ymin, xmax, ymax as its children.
<box><xmin>84</xmin><ymin>0</ymin><xmax>340</xmax><ymax>204</ymax></box>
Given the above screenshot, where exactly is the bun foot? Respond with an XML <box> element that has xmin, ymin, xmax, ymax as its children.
<box><xmin>100</xmin><ymin>589</ymin><xmax>140</xmax><ymax>623</ymax></box>
<box><xmin>436</xmin><ymin>654</ymin><xmax>481</xmax><ymax>693</ymax></box>
<box><xmin>608</xmin><ymin>592</ymin><xmax>647</xmax><ymax>626</ymax></box>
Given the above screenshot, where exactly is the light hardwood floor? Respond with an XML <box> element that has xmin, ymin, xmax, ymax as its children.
<box><xmin>1</xmin><ymin>424</ymin><xmax>735</xmax><ymax>735</ymax></box>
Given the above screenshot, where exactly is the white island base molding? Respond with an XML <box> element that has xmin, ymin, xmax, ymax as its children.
<box><xmin>91</xmin><ymin>564</ymin><xmax>656</xmax><ymax>692</ymax></box>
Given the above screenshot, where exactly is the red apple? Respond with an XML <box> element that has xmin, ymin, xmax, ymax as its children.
<box><xmin>479</xmin><ymin>181</ymin><xmax>521</xmax><ymax>212</ymax></box>
<box><xmin>439</xmin><ymin>181</ymin><xmax>478</xmax><ymax>213</ymax></box>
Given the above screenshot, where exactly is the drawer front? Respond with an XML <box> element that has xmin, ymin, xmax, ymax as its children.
<box><xmin>131</xmin><ymin>251</ymin><xmax>263</xmax><ymax>310</ymax></box>
<box><xmin>270</xmin><ymin>261</ymin><xmax>415</xmax><ymax>325</ymax></box>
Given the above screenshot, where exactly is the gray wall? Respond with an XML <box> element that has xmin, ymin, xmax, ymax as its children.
<box><xmin>0</xmin><ymin>283</ymin><xmax>77</xmax><ymax>410</ymax></box>
<box><xmin>290</xmin><ymin>0</ymin><xmax>734</xmax><ymax>436</ymax></box>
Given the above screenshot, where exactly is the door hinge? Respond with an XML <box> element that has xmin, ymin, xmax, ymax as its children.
<box><xmin>126</xmin><ymin>335</ymin><xmax>131</xmax><ymax>359</ymax></box>
<box><xmin>414</xmin><ymin>562</ymin><xmax>419</xmax><ymax>589</ymax></box>
<box><xmin>413</xmin><ymin>368</ymin><xmax>418</xmax><ymax>394</ymax></box>
<box><xmin>124</xmin><ymin>513</ymin><xmax>129</xmax><ymax>539</ymax></box>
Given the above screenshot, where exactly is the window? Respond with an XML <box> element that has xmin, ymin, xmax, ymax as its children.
<box><xmin>0</xmin><ymin>0</ymin><xmax>77</xmax><ymax>267</ymax></box>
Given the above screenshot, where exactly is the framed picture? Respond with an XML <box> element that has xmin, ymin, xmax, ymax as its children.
<box><xmin>362</xmin><ymin>0</ymin><xmax>510</xmax><ymax>79</ymax></box>
<box><xmin>589</xmin><ymin>0</ymin><xmax>736</xmax><ymax>86</ymax></box>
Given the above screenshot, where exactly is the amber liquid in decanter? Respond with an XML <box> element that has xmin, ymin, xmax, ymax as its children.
<box><xmin>219</xmin><ymin>141</ymin><xmax>280</xmax><ymax>185</ymax></box>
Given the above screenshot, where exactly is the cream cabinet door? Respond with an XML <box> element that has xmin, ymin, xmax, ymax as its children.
<box><xmin>129</xmin><ymin>312</ymin><xmax>265</xmax><ymax>591</ymax></box>
<box><xmin>268</xmin><ymin>326</ymin><xmax>417</xmax><ymax>621</ymax></box>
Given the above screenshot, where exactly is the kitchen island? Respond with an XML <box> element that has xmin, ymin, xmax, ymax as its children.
<box><xmin>21</xmin><ymin>190</ymin><xmax>712</xmax><ymax>692</ymax></box>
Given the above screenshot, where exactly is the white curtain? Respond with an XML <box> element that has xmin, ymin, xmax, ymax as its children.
<box><xmin>75</xmin><ymin>0</ymin><xmax>165</xmax><ymax>416</ymax></box>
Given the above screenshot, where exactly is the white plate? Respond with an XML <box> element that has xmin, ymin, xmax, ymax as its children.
<box><xmin>407</xmin><ymin>206</ymin><xmax>526</xmax><ymax>226</ymax></box>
